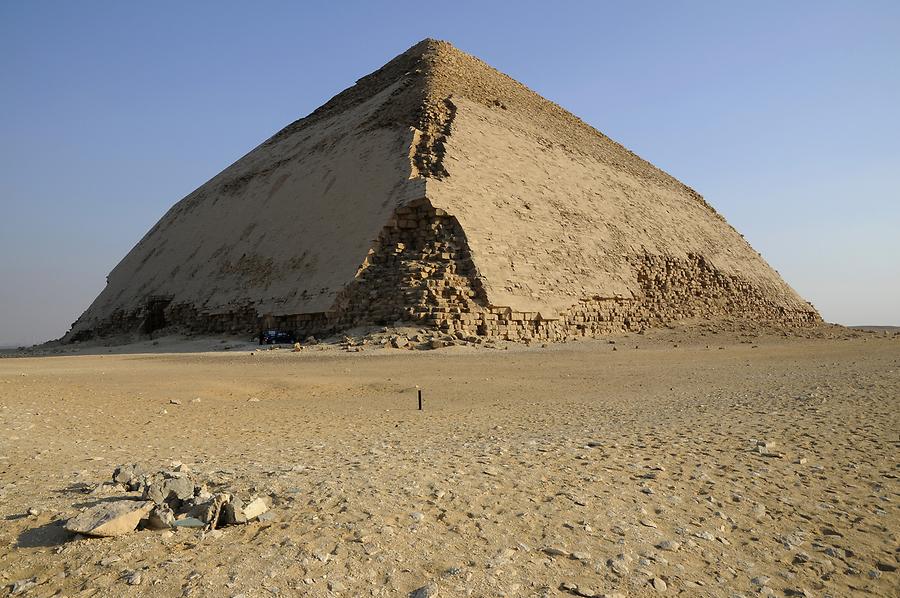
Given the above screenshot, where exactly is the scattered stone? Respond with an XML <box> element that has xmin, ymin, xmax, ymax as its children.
<box><xmin>824</xmin><ymin>546</ymin><xmax>845</xmax><ymax>558</ymax></box>
<box><xmin>640</xmin><ymin>518</ymin><xmax>658</xmax><ymax>528</ymax></box>
<box><xmin>328</xmin><ymin>579</ymin><xmax>346</xmax><ymax>592</ymax></box>
<box><xmin>651</xmin><ymin>577</ymin><xmax>667</xmax><ymax>592</ymax></box>
<box><xmin>144</xmin><ymin>503</ymin><xmax>176</xmax><ymax>529</ymax></box>
<box><xmin>242</xmin><ymin>497</ymin><xmax>269</xmax><ymax>521</ymax></box>
<box><xmin>793</xmin><ymin>551</ymin><xmax>811</xmax><ymax>565</ymax></box>
<box><xmin>66</xmin><ymin>466</ymin><xmax>277</xmax><ymax>539</ymax></box>
<box><xmin>656</xmin><ymin>539</ymin><xmax>681</xmax><ymax>552</ymax></box>
<box><xmin>173</xmin><ymin>517</ymin><xmax>206</xmax><ymax>528</ymax></box>
<box><xmin>126</xmin><ymin>570</ymin><xmax>143</xmax><ymax>585</ymax></box>
<box><xmin>542</xmin><ymin>546</ymin><xmax>570</xmax><ymax>557</ymax></box>
<box><xmin>65</xmin><ymin>500</ymin><xmax>154</xmax><ymax>537</ymax></box>
<box><xmin>169</xmin><ymin>399</ymin><xmax>181</xmax><ymax>405</ymax></box>
<box><xmin>409</xmin><ymin>583</ymin><xmax>437</xmax><ymax>598</ymax></box>
<box><xmin>112</xmin><ymin>463</ymin><xmax>145</xmax><ymax>490</ymax></box>
<box><xmin>90</xmin><ymin>481</ymin><xmax>128</xmax><ymax>497</ymax></box>
<box><xmin>571</xmin><ymin>551</ymin><xmax>592</xmax><ymax>562</ymax></box>
<box><xmin>222</xmin><ymin>497</ymin><xmax>247</xmax><ymax>525</ymax></box>
<box><xmin>608</xmin><ymin>556</ymin><xmax>630</xmax><ymax>577</ymax></box>
<box><xmin>191</xmin><ymin>492</ymin><xmax>230</xmax><ymax>528</ymax></box>
<box><xmin>10</xmin><ymin>578</ymin><xmax>37</xmax><ymax>596</ymax></box>
<box><xmin>143</xmin><ymin>475</ymin><xmax>194</xmax><ymax>506</ymax></box>
<box><xmin>26</xmin><ymin>506</ymin><xmax>40</xmax><ymax>517</ymax></box>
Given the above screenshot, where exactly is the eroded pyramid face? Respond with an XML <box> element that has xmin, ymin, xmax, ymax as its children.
<box><xmin>66</xmin><ymin>39</ymin><xmax>819</xmax><ymax>343</ymax></box>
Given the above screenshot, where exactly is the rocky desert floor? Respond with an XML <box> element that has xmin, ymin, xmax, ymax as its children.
<box><xmin>1</xmin><ymin>327</ymin><xmax>898</xmax><ymax>597</ymax></box>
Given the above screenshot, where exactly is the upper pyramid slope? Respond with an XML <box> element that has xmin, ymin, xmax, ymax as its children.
<box><xmin>66</xmin><ymin>39</ymin><xmax>818</xmax><ymax>341</ymax></box>
<box><xmin>274</xmin><ymin>39</ymin><xmax>711</xmax><ymax>196</ymax></box>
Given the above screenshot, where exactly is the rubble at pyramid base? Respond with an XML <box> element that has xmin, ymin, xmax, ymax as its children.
<box><xmin>69</xmin><ymin>199</ymin><xmax>820</xmax><ymax>344</ymax></box>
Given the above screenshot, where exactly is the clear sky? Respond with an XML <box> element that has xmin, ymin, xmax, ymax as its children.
<box><xmin>1</xmin><ymin>1</ymin><xmax>898</xmax><ymax>346</ymax></box>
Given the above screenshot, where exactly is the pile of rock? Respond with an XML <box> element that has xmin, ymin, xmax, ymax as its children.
<box><xmin>384</xmin><ymin>331</ymin><xmax>483</xmax><ymax>350</ymax></box>
<box><xmin>64</xmin><ymin>464</ymin><xmax>271</xmax><ymax>538</ymax></box>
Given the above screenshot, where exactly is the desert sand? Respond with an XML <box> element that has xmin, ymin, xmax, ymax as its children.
<box><xmin>1</xmin><ymin>325</ymin><xmax>897</xmax><ymax>597</ymax></box>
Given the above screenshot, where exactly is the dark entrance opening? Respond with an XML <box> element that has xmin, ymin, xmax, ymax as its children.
<box><xmin>143</xmin><ymin>296</ymin><xmax>172</xmax><ymax>334</ymax></box>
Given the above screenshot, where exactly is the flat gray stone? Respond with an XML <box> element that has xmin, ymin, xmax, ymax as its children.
<box><xmin>65</xmin><ymin>500</ymin><xmax>154</xmax><ymax>537</ymax></box>
<box><xmin>173</xmin><ymin>517</ymin><xmax>206</xmax><ymax>528</ymax></box>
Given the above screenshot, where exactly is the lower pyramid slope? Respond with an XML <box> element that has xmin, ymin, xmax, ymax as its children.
<box><xmin>66</xmin><ymin>39</ymin><xmax>819</xmax><ymax>343</ymax></box>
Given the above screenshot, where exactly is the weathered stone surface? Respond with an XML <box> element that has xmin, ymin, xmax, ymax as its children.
<box><xmin>222</xmin><ymin>496</ymin><xmax>247</xmax><ymax>525</ymax></box>
<box><xmin>144</xmin><ymin>504</ymin><xmax>175</xmax><ymax>530</ymax></box>
<box><xmin>173</xmin><ymin>517</ymin><xmax>206</xmax><ymax>528</ymax></box>
<box><xmin>112</xmin><ymin>463</ymin><xmax>144</xmax><ymax>490</ymax></box>
<box><xmin>191</xmin><ymin>492</ymin><xmax>230</xmax><ymax>528</ymax></box>
<box><xmin>65</xmin><ymin>500</ymin><xmax>153</xmax><ymax>537</ymax></box>
<box><xmin>242</xmin><ymin>497</ymin><xmax>268</xmax><ymax>521</ymax></box>
<box><xmin>143</xmin><ymin>475</ymin><xmax>194</xmax><ymax>505</ymax></box>
<box><xmin>64</xmin><ymin>39</ymin><xmax>818</xmax><ymax>345</ymax></box>
<box><xmin>409</xmin><ymin>583</ymin><xmax>437</xmax><ymax>598</ymax></box>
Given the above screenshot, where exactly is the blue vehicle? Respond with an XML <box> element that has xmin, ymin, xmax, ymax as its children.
<box><xmin>259</xmin><ymin>329</ymin><xmax>296</xmax><ymax>345</ymax></box>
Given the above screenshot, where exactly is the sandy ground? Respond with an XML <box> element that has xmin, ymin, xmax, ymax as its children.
<box><xmin>0</xmin><ymin>330</ymin><xmax>898</xmax><ymax>597</ymax></box>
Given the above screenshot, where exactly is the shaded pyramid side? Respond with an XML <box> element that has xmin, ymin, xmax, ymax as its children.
<box><xmin>65</xmin><ymin>67</ymin><xmax>428</xmax><ymax>340</ymax></box>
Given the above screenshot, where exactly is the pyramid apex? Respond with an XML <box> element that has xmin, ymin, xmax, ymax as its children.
<box><xmin>408</xmin><ymin>37</ymin><xmax>457</xmax><ymax>51</ymax></box>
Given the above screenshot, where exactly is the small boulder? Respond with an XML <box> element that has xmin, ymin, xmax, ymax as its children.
<box><xmin>188</xmin><ymin>492</ymin><xmax>230</xmax><ymax>527</ymax></box>
<box><xmin>65</xmin><ymin>500</ymin><xmax>154</xmax><ymax>537</ymax></box>
<box><xmin>410</xmin><ymin>584</ymin><xmax>437</xmax><ymax>598</ymax></box>
<box><xmin>242</xmin><ymin>497</ymin><xmax>269</xmax><ymax>521</ymax></box>
<box><xmin>222</xmin><ymin>496</ymin><xmax>247</xmax><ymax>525</ymax></box>
<box><xmin>112</xmin><ymin>463</ymin><xmax>145</xmax><ymax>490</ymax></box>
<box><xmin>143</xmin><ymin>504</ymin><xmax>175</xmax><ymax>530</ymax></box>
<box><xmin>143</xmin><ymin>475</ymin><xmax>194</xmax><ymax>506</ymax></box>
<box><xmin>656</xmin><ymin>539</ymin><xmax>681</xmax><ymax>552</ymax></box>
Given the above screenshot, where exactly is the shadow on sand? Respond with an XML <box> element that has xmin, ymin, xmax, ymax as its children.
<box><xmin>1</xmin><ymin>333</ymin><xmax>265</xmax><ymax>358</ymax></box>
<box><xmin>17</xmin><ymin>520</ymin><xmax>70</xmax><ymax>548</ymax></box>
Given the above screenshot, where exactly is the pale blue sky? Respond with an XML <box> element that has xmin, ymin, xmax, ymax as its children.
<box><xmin>1</xmin><ymin>1</ymin><xmax>898</xmax><ymax>346</ymax></box>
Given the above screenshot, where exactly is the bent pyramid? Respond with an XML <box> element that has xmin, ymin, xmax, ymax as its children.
<box><xmin>66</xmin><ymin>39</ymin><xmax>820</xmax><ymax>343</ymax></box>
